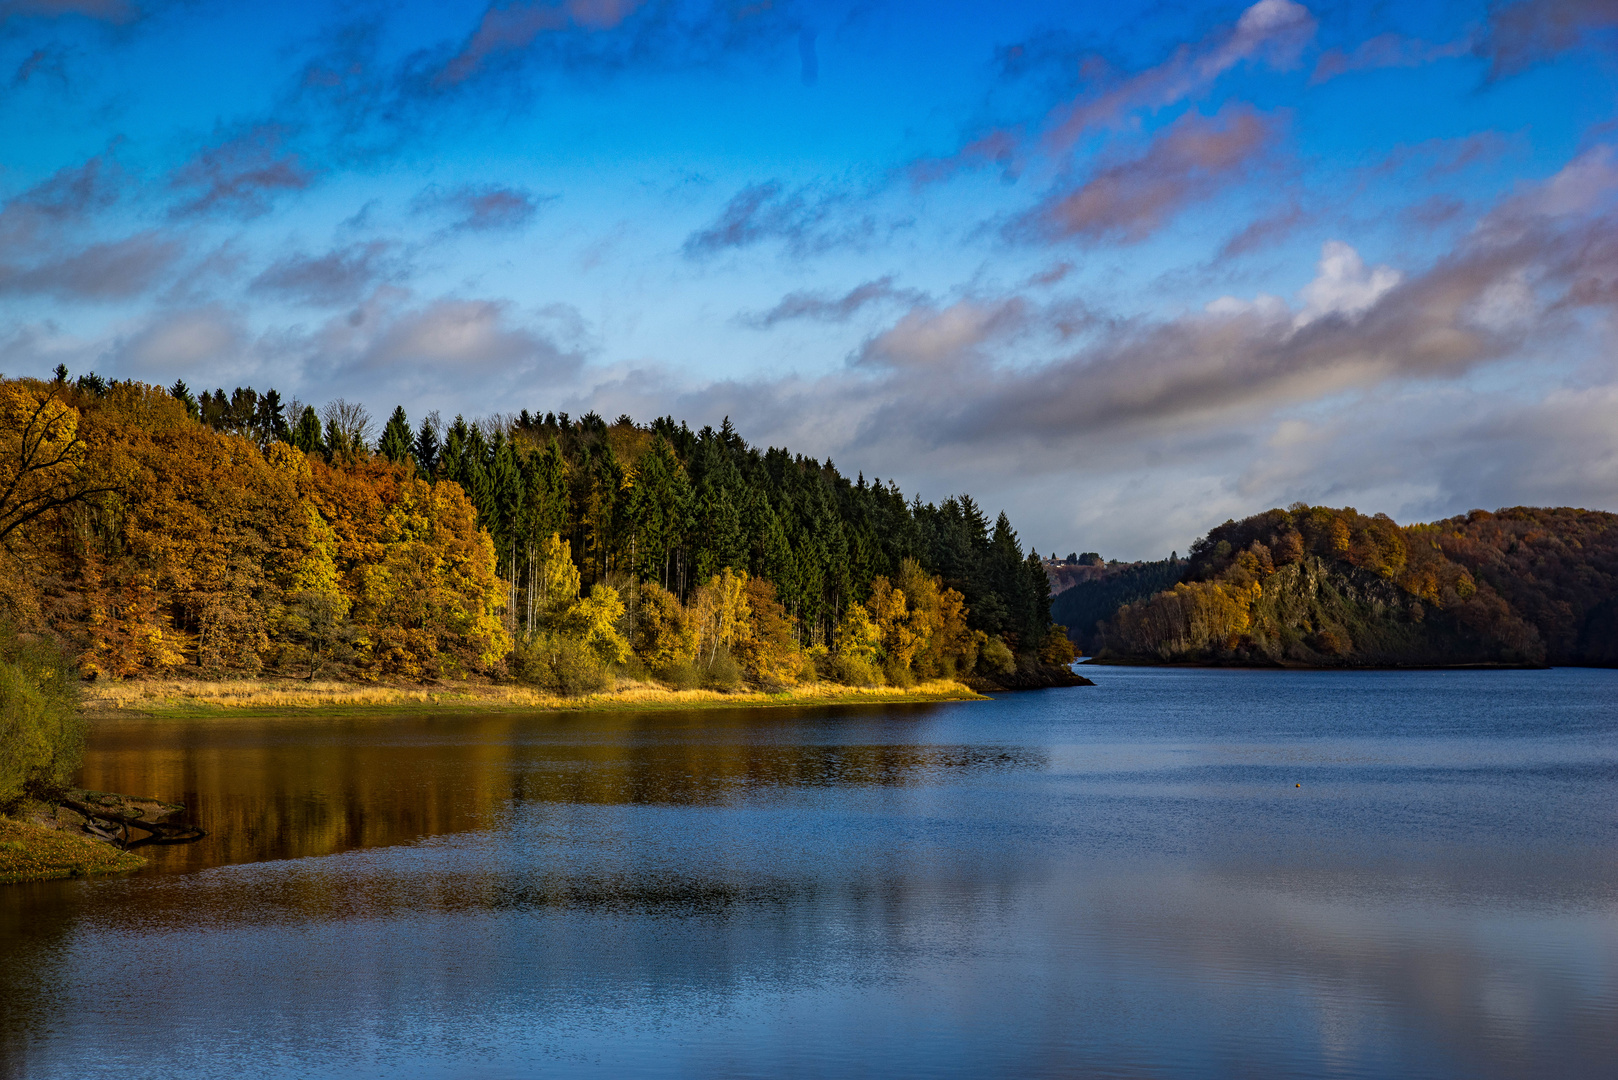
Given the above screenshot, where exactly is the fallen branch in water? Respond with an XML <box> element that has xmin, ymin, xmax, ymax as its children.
<box><xmin>58</xmin><ymin>793</ymin><xmax>206</xmax><ymax>846</ymax></box>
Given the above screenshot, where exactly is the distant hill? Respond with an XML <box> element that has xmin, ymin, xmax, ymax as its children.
<box><xmin>1051</xmin><ymin>558</ymin><xmax>1185</xmax><ymax>656</ymax></box>
<box><xmin>1070</xmin><ymin>506</ymin><xmax>1618</xmax><ymax>667</ymax></box>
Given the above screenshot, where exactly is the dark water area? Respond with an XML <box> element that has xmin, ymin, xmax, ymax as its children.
<box><xmin>3</xmin><ymin>668</ymin><xmax>1616</xmax><ymax>1078</ymax></box>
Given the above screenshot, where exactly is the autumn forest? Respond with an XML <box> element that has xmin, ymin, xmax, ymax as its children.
<box><xmin>0</xmin><ymin>371</ymin><xmax>1076</xmax><ymax>701</ymax></box>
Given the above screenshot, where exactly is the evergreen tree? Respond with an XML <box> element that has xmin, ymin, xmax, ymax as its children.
<box><xmin>413</xmin><ymin>415</ymin><xmax>441</xmax><ymax>477</ymax></box>
<box><xmin>170</xmin><ymin>379</ymin><xmax>200</xmax><ymax>420</ymax></box>
<box><xmin>291</xmin><ymin>405</ymin><xmax>324</xmax><ymax>456</ymax></box>
<box><xmin>228</xmin><ymin>387</ymin><xmax>258</xmax><ymax>435</ymax></box>
<box><xmin>255</xmin><ymin>389</ymin><xmax>289</xmax><ymax>445</ymax></box>
<box><xmin>379</xmin><ymin>406</ymin><xmax>414</xmax><ymax>465</ymax></box>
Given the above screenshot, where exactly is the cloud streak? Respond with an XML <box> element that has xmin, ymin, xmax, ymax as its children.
<box><xmin>249</xmin><ymin>242</ymin><xmax>406</xmax><ymax>307</ymax></box>
<box><xmin>412</xmin><ymin>183</ymin><xmax>549</xmax><ymax>233</ymax></box>
<box><xmin>747</xmin><ymin>276</ymin><xmax>927</xmax><ymax>327</ymax></box>
<box><xmin>682</xmin><ymin>181</ymin><xmax>882</xmax><ymax>258</ymax></box>
<box><xmin>1016</xmin><ymin>106</ymin><xmax>1279</xmax><ymax>245</ymax></box>
<box><xmin>911</xmin><ymin>0</ymin><xmax>1313</xmax><ymax>187</ymax></box>
<box><xmin>168</xmin><ymin>126</ymin><xmax>317</xmax><ymax>219</ymax></box>
<box><xmin>1482</xmin><ymin>0</ymin><xmax>1618</xmax><ymax>76</ymax></box>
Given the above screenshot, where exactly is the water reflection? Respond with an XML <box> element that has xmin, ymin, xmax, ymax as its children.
<box><xmin>3</xmin><ymin>672</ymin><xmax>1616</xmax><ymax>1078</ymax></box>
<box><xmin>70</xmin><ymin>706</ymin><xmax>1037</xmax><ymax>873</ymax></box>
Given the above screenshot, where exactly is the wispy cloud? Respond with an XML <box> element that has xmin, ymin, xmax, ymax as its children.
<box><xmin>0</xmin><ymin>232</ymin><xmax>181</xmax><ymax>300</ymax></box>
<box><xmin>168</xmin><ymin>125</ymin><xmax>317</xmax><ymax>219</ymax></box>
<box><xmin>682</xmin><ymin>181</ymin><xmax>883</xmax><ymax>259</ymax></box>
<box><xmin>910</xmin><ymin>0</ymin><xmax>1313</xmax><ymax>187</ymax></box>
<box><xmin>438</xmin><ymin>0</ymin><xmax>647</xmax><ymax>86</ymax></box>
<box><xmin>249</xmin><ymin>241</ymin><xmax>406</xmax><ymax>307</ymax></box>
<box><xmin>0</xmin><ymin>0</ymin><xmax>135</xmax><ymax>23</ymax></box>
<box><xmin>1371</xmin><ymin>131</ymin><xmax>1520</xmax><ymax>178</ymax></box>
<box><xmin>1217</xmin><ymin>201</ymin><xmax>1306</xmax><ymax>259</ymax></box>
<box><xmin>746</xmin><ymin>276</ymin><xmax>926</xmax><ymax>327</ymax></box>
<box><xmin>1311</xmin><ymin>32</ymin><xmax>1473</xmax><ymax>84</ymax></box>
<box><xmin>412</xmin><ymin>183</ymin><xmax>550</xmax><ymax>233</ymax></box>
<box><xmin>1482</xmin><ymin>0</ymin><xmax>1618</xmax><ymax>76</ymax></box>
<box><xmin>1015</xmin><ymin>106</ymin><xmax>1280</xmax><ymax>245</ymax></box>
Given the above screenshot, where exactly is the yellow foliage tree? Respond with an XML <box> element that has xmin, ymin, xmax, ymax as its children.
<box><xmin>356</xmin><ymin>477</ymin><xmax>510</xmax><ymax>677</ymax></box>
<box><xmin>690</xmin><ymin>567</ymin><xmax>751</xmax><ymax>666</ymax></box>
<box><xmin>866</xmin><ymin>576</ymin><xmax>922</xmax><ymax>681</ymax></box>
<box><xmin>735</xmin><ymin>576</ymin><xmax>800</xmax><ymax>690</ymax></box>
<box><xmin>558</xmin><ymin>585</ymin><xmax>630</xmax><ymax>666</ymax></box>
<box><xmin>533</xmin><ymin>532</ymin><xmax>581</xmax><ymax>626</ymax></box>
<box><xmin>834</xmin><ymin>601</ymin><xmax>882</xmax><ymax>664</ymax></box>
<box><xmin>0</xmin><ymin>380</ymin><xmax>95</xmax><ymax>547</ymax></box>
<box><xmin>631</xmin><ymin>581</ymin><xmax>697</xmax><ymax>669</ymax></box>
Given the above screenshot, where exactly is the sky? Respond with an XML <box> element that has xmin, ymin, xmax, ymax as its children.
<box><xmin>1</xmin><ymin>0</ymin><xmax>1616</xmax><ymax>559</ymax></box>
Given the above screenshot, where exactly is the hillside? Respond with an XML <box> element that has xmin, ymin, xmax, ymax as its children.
<box><xmin>1080</xmin><ymin>505</ymin><xmax>1618</xmax><ymax>667</ymax></box>
<box><xmin>1050</xmin><ymin>558</ymin><xmax>1186</xmax><ymax>656</ymax></box>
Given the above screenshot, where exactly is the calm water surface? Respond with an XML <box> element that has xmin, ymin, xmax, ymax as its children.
<box><xmin>3</xmin><ymin>667</ymin><xmax>1616</xmax><ymax>1078</ymax></box>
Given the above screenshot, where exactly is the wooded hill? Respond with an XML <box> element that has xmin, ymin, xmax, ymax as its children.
<box><xmin>0</xmin><ymin>373</ymin><xmax>1078</xmax><ymax>695</ymax></box>
<box><xmin>1068</xmin><ymin>504</ymin><xmax>1618</xmax><ymax>667</ymax></box>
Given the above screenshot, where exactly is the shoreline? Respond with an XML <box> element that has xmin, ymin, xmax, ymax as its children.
<box><xmin>1078</xmin><ymin>658</ymin><xmax>1553</xmax><ymax>670</ymax></box>
<box><xmin>80</xmin><ymin>676</ymin><xmax>989</xmax><ymax>720</ymax></box>
<box><xmin>0</xmin><ymin>818</ymin><xmax>145</xmax><ymax>885</ymax></box>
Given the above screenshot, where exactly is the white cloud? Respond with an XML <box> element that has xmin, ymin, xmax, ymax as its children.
<box><xmin>1295</xmin><ymin>240</ymin><xmax>1402</xmax><ymax>327</ymax></box>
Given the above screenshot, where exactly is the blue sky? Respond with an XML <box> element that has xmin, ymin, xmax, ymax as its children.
<box><xmin>2</xmin><ymin>0</ymin><xmax>1616</xmax><ymax>557</ymax></box>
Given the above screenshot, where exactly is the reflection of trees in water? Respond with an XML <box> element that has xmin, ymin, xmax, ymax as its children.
<box><xmin>72</xmin><ymin>708</ymin><xmax>1034</xmax><ymax>872</ymax></box>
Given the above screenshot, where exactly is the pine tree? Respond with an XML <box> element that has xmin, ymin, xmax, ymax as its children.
<box><xmin>413</xmin><ymin>415</ymin><xmax>441</xmax><ymax>478</ymax></box>
<box><xmin>291</xmin><ymin>405</ymin><xmax>324</xmax><ymax>456</ymax></box>
<box><xmin>256</xmin><ymin>389</ymin><xmax>289</xmax><ymax>445</ymax></box>
<box><xmin>379</xmin><ymin>406</ymin><xmax>414</xmax><ymax>465</ymax></box>
<box><xmin>170</xmin><ymin>379</ymin><xmax>200</xmax><ymax>420</ymax></box>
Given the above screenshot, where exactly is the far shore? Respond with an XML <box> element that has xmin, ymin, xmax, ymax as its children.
<box><xmin>80</xmin><ymin>676</ymin><xmax>988</xmax><ymax>719</ymax></box>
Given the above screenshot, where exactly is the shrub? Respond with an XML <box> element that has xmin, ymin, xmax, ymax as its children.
<box><xmin>614</xmin><ymin>653</ymin><xmax>652</xmax><ymax>682</ymax></box>
<box><xmin>832</xmin><ymin>654</ymin><xmax>883</xmax><ymax>687</ymax></box>
<box><xmin>882</xmin><ymin>656</ymin><xmax>916</xmax><ymax>688</ymax></box>
<box><xmin>658</xmin><ymin>658</ymin><xmax>703</xmax><ymax>690</ymax></box>
<box><xmin>979</xmin><ymin>635</ymin><xmax>1015</xmax><ymax>677</ymax></box>
<box><xmin>702</xmin><ymin>649</ymin><xmax>743</xmax><ymax>692</ymax></box>
<box><xmin>0</xmin><ymin>626</ymin><xmax>82</xmax><ymax>809</ymax></box>
<box><xmin>509</xmin><ymin>632</ymin><xmax>611</xmax><ymax>697</ymax></box>
<box><xmin>1040</xmin><ymin>626</ymin><xmax>1078</xmax><ymax>666</ymax></box>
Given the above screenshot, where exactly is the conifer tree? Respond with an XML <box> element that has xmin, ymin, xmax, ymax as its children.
<box><xmin>413</xmin><ymin>415</ymin><xmax>441</xmax><ymax>477</ymax></box>
<box><xmin>256</xmin><ymin>389</ymin><xmax>289</xmax><ymax>445</ymax></box>
<box><xmin>379</xmin><ymin>406</ymin><xmax>413</xmax><ymax>465</ymax></box>
<box><xmin>170</xmin><ymin>379</ymin><xmax>200</xmax><ymax>420</ymax></box>
<box><xmin>291</xmin><ymin>405</ymin><xmax>324</xmax><ymax>456</ymax></box>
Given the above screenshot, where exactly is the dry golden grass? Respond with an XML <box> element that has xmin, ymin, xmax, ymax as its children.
<box><xmin>81</xmin><ymin>676</ymin><xmax>983</xmax><ymax>717</ymax></box>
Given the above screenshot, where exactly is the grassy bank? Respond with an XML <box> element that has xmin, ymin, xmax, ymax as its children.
<box><xmin>81</xmin><ymin>676</ymin><xmax>986</xmax><ymax>718</ymax></box>
<box><xmin>0</xmin><ymin>818</ymin><xmax>144</xmax><ymax>884</ymax></box>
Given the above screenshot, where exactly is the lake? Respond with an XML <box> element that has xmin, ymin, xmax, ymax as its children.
<box><xmin>3</xmin><ymin>667</ymin><xmax>1616</xmax><ymax>1078</ymax></box>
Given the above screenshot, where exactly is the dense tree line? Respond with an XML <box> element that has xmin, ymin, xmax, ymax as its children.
<box><xmin>1083</xmin><ymin>504</ymin><xmax>1618</xmax><ymax>666</ymax></box>
<box><xmin>0</xmin><ymin>373</ymin><xmax>1073</xmax><ymax>693</ymax></box>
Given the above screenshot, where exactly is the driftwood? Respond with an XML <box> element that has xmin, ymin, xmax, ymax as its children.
<box><xmin>59</xmin><ymin>791</ymin><xmax>207</xmax><ymax>847</ymax></box>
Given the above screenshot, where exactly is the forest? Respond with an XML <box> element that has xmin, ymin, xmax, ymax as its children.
<box><xmin>0</xmin><ymin>371</ymin><xmax>1074</xmax><ymax>734</ymax></box>
<box><xmin>1073</xmin><ymin>504</ymin><xmax>1618</xmax><ymax>667</ymax></box>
